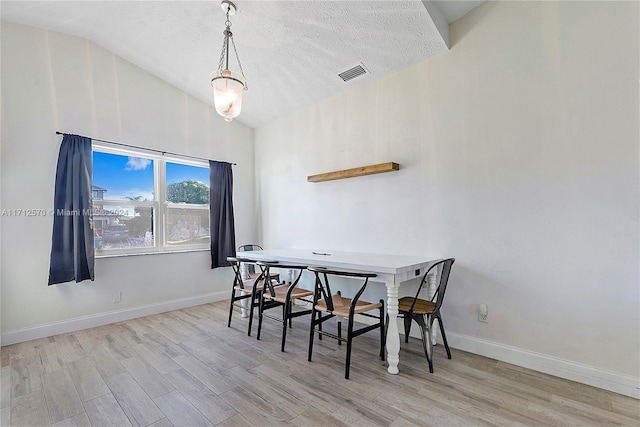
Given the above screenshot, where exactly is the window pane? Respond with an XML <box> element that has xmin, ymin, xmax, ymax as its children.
<box><xmin>166</xmin><ymin>162</ymin><xmax>209</xmax><ymax>204</ymax></box>
<box><xmin>94</xmin><ymin>205</ymin><xmax>155</xmax><ymax>250</ymax></box>
<box><xmin>93</xmin><ymin>151</ymin><xmax>154</xmax><ymax>201</ymax></box>
<box><xmin>166</xmin><ymin>207</ymin><xmax>209</xmax><ymax>246</ymax></box>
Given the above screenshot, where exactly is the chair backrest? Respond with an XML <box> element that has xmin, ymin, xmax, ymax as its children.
<box><xmin>237</xmin><ymin>244</ymin><xmax>263</xmax><ymax>274</ymax></box>
<box><xmin>238</xmin><ymin>244</ymin><xmax>263</xmax><ymax>252</ymax></box>
<box><xmin>308</xmin><ymin>267</ymin><xmax>376</xmax><ymax>314</ymax></box>
<box><xmin>258</xmin><ymin>262</ymin><xmax>308</xmax><ymax>297</ymax></box>
<box><xmin>410</xmin><ymin>258</ymin><xmax>455</xmax><ymax>314</ymax></box>
<box><xmin>227</xmin><ymin>256</ymin><xmax>255</xmax><ymax>290</ymax></box>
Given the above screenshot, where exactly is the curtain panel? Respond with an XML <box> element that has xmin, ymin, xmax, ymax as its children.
<box><xmin>209</xmin><ymin>161</ymin><xmax>236</xmax><ymax>268</ymax></box>
<box><xmin>48</xmin><ymin>134</ymin><xmax>95</xmax><ymax>285</ymax></box>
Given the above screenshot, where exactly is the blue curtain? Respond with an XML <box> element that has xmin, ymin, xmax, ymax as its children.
<box><xmin>48</xmin><ymin>134</ymin><xmax>95</xmax><ymax>285</ymax></box>
<box><xmin>209</xmin><ymin>161</ymin><xmax>236</xmax><ymax>268</ymax></box>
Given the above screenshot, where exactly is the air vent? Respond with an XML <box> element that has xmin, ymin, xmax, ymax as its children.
<box><xmin>338</xmin><ymin>64</ymin><xmax>368</xmax><ymax>82</ymax></box>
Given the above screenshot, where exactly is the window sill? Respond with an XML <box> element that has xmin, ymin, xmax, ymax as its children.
<box><xmin>95</xmin><ymin>248</ymin><xmax>210</xmax><ymax>259</ymax></box>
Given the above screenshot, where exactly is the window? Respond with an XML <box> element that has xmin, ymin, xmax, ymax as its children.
<box><xmin>92</xmin><ymin>144</ymin><xmax>210</xmax><ymax>256</ymax></box>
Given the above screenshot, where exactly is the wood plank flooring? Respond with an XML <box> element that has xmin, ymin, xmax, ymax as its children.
<box><xmin>1</xmin><ymin>301</ymin><xmax>638</xmax><ymax>426</ymax></box>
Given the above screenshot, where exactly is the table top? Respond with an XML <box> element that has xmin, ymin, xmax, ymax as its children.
<box><xmin>239</xmin><ymin>248</ymin><xmax>439</xmax><ymax>275</ymax></box>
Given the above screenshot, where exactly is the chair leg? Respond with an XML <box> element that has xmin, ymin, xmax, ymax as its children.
<box><xmin>437</xmin><ymin>314</ymin><xmax>452</xmax><ymax>359</ymax></box>
<box><xmin>247</xmin><ymin>287</ymin><xmax>257</xmax><ymax>337</ymax></box>
<box><xmin>379</xmin><ymin>301</ymin><xmax>385</xmax><ymax>361</ymax></box>
<box><xmin>336</xmin><ymin>292</ymin><xmax>342</xmax><ymax>346</ymax></box>
<box><xmin>403</xmin><ymin>316</ymin><xmax>412</xmax><ymax>343</ymax></box>
<box><xmin>256</xmin><ymin>292</ymin><xmax>265</xmax><ymax>340</ymax></box>
<box><xmin>281</xmin><ymin>300</ymin><xmax>289</xmax><ymax>352</ymax></box>
<box><xmin>425</xmin><ymin>315</ymin><xmax>435</xmax><ymax>373</ymax></box>
<box><xmin>415</xmin><ymin>314</ymin><xmax>433</xmax><ymax>373</ymax></box>
<box><xmin>345</xmin><ymin>316</ymin><xmax>355</xmax><ymax>379</ymax></box>
<box><xmin>227</xmin><ymin>288</ymin><xmax>236</xmax><ymax>327</ymax></box>
<box><xmin>308</xmin><ymin>309</ymin><xmax>317</xmax><ymax>362</ymax></box>
<box><xmin>288</xmin><ymin>301</ymin><xmax>293</xmax><ymax>328</ymax></box>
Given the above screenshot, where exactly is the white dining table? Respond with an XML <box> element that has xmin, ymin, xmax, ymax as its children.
<box><xmin>239</xmin><ymin>248</ymin><xmax>440</xmax><ymax>374</ymax></box>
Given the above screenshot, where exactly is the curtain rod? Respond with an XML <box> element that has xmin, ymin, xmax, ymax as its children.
<box><xmin>55</xmin><ymin>131</ymin><xmax>236</xmax><ymax>165</ymax></box>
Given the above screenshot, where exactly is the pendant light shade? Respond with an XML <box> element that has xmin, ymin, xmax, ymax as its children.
<box><xmin>211</xmin><ymin>69</ymin><xmax>245</xmax><ymax>122</ymax></box>
<box><xmin>211</xmin><ymin>1</ymin><xmax>247</xmax><ymax>123</ymax></box>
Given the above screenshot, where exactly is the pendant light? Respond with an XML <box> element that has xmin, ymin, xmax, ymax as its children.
<box><xmin>211</xmin><ymin>0</ymin><xmax>247</xmax><ymax>122</ymax></box>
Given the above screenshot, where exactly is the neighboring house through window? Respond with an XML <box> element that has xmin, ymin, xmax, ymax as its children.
<box><xmin>92</xmin><ymin>185</ymin><xmax>107</xmax><ymax>200</ymax></box>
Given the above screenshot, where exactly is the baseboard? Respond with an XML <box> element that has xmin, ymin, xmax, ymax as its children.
<box><xmin>0</xmin><ymin>291</ymin><xmax>229</xmax><ymax>347</ymax></box>
<box><xmin>448</xmin><ymin>332</ymin><xmax>640</xmax><ymax>399</ymax></box>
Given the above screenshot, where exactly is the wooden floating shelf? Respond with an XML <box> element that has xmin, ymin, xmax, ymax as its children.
<box><xmin>307</xmin><ymin>162</ymin><xmax>400</xmax><ymax>183</ymax></box>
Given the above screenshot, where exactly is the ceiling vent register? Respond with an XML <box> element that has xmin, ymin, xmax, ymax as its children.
<box><xmin>338</xmin><ymin>64</ymin><xmax>368</xmax><ymax>82</ymax></box>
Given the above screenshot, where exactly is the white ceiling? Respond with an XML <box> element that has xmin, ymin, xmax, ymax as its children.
<box><xmin>1</xmin><ymin>0</ymin><xmax>484</xmax><ymax>128</ymax></box>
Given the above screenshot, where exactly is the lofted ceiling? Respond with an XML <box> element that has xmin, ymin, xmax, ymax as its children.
<box><xmin>1</xmin><ymin>0</ymin><xmax>484</xmax><ymax>128</ymax></box>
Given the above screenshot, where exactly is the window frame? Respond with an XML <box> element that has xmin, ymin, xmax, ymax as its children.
<box><xmin>92</xmin><ymin>142</ymin><xmax>210</xmax><ymax>258</ymax></box>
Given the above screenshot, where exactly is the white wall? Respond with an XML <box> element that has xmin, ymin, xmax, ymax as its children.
<box><xmin>1</xmin><ymin>22</ymin><xmax>256</xmax><ymax>340</ymax></box>
<box><xmin>254</xmin><ymin>1</ymin><xmax>639</xmax><ymax>395</ymax></box>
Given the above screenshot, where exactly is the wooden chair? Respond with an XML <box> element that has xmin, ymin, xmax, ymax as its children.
<box><xmin>307</xmin><ymin>267</ymin><xmax>385</xmax><ymax>379</ymax></box>
<box><xmin>255</xmin><ymin>262</ymin><xmax>314</xmax><ymax>352</ymax></box>
<box><xmin>226</xmin><ymin>256</ymin><xmax>270</xmax><ymax>336</ymax></box>
<box><xmin>396</xmin><ymin>258</ymin><xmax>455</xmax><ymax>373</ymax></box>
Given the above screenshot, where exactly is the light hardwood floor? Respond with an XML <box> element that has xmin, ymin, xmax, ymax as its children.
<box><xmin>1</xmin><ymin>301</ymin><xmax>638</xmax><ymax>426</ymax></box>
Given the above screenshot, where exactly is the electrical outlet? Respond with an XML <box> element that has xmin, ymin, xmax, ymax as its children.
<box><xmin>112</xmin><ymin>291</ymin><xmax>122</xmax><ymax>303</ymax></box>
<box><xmin>478</xmin><ymin>303</ymin><xmax>488</xmax><ymax>323</ymax></box>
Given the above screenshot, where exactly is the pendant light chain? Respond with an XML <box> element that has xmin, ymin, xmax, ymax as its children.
<box><xmin>230</xmin><ymin>36</ymin><xmax>247</xmax><ymax>90</ymax></box>
<box><xmin>215</xmin><ymin>4</ymin><xmax>247</xmax><ymax>90</ymax></box>
<box><xmin>216</xmin><ymin>6</ymin><xmax>232</xmax><ymax>72</ymax></box>
<box><xmin>216</xmin><ymin>36</ymin><xmax>228</xmax><ymax>72</ymax></box>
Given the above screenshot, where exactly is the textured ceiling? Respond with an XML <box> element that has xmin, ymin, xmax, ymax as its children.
<box><xmin>1</xmin><ymin>1</ymin><xmax>483</xmax><ymax>128</ymax></box>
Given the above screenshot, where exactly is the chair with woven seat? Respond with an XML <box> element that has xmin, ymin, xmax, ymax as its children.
<box><xmin>226</xmin><ymin>256</ymin><xmax>273</xmax><ymax>336</ymax></box>
<box><xmin>396</xmin><ymin>258</ymin><xmax>455</xmax><ymax>373</ymax></box>
<box><xmin>307</xmin><ymin>267</ymin><xmax>385</xmax><ymax>379</ymax></box>
<box><xmin>255</xmin><ymin>261</ymin><xmax>314</xmax><ymax>352</ymax></box>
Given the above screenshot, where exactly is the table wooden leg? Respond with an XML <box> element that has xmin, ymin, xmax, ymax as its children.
<box><xmin>385</xmin><ymin>281</ymin><xmax>400</xmax><ymax>374</ymax></box>
<box><xmin>240</xmin><ymin>290</ymin><xmax>249</xmax><ymax>318</ymax></box>
<box><xmin>240</xmin><ymin>262</ymin><xmax>249</xmax><ymax>317</ymax></box>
